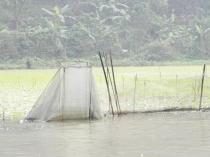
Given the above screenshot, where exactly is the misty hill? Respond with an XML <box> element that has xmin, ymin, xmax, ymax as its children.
<box><xmin>0</xmin><ymin>0</ymin><xmax>210</xmax><ymax>64</ymax></box>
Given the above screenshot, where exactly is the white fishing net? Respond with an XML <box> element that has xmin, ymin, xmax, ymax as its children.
<box><xmin>25</xmin><ymin>66</ymin><xmax>101</xmax><ymax>121</ymax></box>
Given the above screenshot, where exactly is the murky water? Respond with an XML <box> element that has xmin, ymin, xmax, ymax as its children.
<box><xmin>0</xmin><ymin>112</ymin><xmax>210</xmax><ymax>157</ymax></box>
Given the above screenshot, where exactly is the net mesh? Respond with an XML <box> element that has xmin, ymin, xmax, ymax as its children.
<box><xmin>26</xmin><ymin>66</ymin><xmax>101</xmax><ymax>121</ymax></box>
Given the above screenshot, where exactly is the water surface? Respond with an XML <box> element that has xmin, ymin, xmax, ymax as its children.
<box><xmin>0</xmin><ymin>112</ymin><xmax>210</xmax><ymax>157</ymax></box>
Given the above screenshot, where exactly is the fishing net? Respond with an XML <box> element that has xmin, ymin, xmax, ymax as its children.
<box><xmin>26</xmin><ymin>65</ymin><xmax>101</xmax><ymax>121</ymax></box>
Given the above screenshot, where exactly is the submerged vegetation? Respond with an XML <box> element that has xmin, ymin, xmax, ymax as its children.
<box><xmin>0</xmin><ymin>65</ymin><xmax>210</xmax><ymax>120</ymax></box>
<box><xmin>1</xmin><ymin>0</ymin><xmax>210</xmax><ymax>66</ymax></box>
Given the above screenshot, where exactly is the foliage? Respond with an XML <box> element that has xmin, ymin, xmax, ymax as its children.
<box><xmin>0</xmin><ymin>0</ymin><xmax>210</xmax><ymax>62</ymax></box>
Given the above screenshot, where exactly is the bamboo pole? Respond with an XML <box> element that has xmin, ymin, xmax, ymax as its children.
<box><xmin>176</xmin><ymin>75</ymin><xmax>178</xmax><ymax>98</ymax></box>
<box><xmin>143</xmin><ymin>80</ymin><xmax>146</xmax><ymax>99</ymax></box>
<box><xmin>199</xmin><ymin>64</ymin><xmax>206</xmax><ymax>111</ymax></box>
<box><xmin>122</xmin><ymin>76</ymin><xmax>125</xmax><ymax>104</ymax></box>
<box><xmin>133</xmin><ymin>74</ymin><xmax>138</xmax><ymax>112</ymax></box>
<box><xmin>89</xmin><ymin>68</ymin><xmax>92</xmax><ymax>120</ymax></box>
<box><xmin>158</xmin><ymin>66</ymin><xmax>162</xmax><ymax>80</ymax></box>
<box><xmin>62</xmin><ymin>67</ymin><xmax>65</xmax><ymax>121</ymax></box>
<box><xmin>109</xmin><ymin>51</ymin><xmax>121</xmax><ymax>114</ymax></box>
<box><xmin>104</xmin><ymin>56</ymin><xmax>111</xmax><ymax>112</ymax></box>
<box><xmin>103</xmin><ymin>53</ymin><xmax>119</xmax><ymax>114</ymax></box>
<box><xmin>98</xmin><ymin>52</ymin><xmax>114</xmax><ymax>116</ymax></box>
<box><xmin>2</xmin><ymin>107</ymin><xmax>5</xmax><ymax>121</ymax></box>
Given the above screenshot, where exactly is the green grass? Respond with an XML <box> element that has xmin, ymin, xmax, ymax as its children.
<box><xmin>0</xmin><ymin>65</ymin><xmax>210</xmax><ymax>120</ymax></box>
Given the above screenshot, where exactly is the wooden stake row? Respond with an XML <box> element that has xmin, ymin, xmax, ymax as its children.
<box><xmin>98</xmin><ymin>51</ymin><xmax>121</xmax><ymax>116</ymax></box>
<box><xmin>98</xmin><ymin>52</ymin><xmax>114</xmax><ymax>116</ymax></box>
<box><xmin>99</xmin><ymin>54</ymin><xmax>208</xmax><ymax>114</ymax></box>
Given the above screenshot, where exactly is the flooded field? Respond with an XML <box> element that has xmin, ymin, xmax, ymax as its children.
<box><xmin>0</xmin><ymin>112</ymin><xmax>210</xmax><ymax>157</ymax></box>
<box><xmin>0</xmin><ymin>65</ymin><xmax>210</xmax><ymax>119</ymax></box>
<box><xmin>0</xmin><ymin>66</ymin><xmax>210</xmax><ymax>156</ymax></box>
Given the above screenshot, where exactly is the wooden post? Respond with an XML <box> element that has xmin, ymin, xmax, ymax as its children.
<box><xmin>199</xmin><ymin>64</ymin><xmax>206</xmax><ymax>111</ymax></box>
<box><xmin>109</xmin><ymin>52</ymin><xmax>121</xmax><ymax>114</ymax></box>
<box><xmin>98</xmin><ymin>52</ymin><xmax>114</xmax><ymax>116</ymax></box>
<box><xmin>133</xmin><ymin>74</ymin><xmax>138</xmax><ymax>112</ymax></box>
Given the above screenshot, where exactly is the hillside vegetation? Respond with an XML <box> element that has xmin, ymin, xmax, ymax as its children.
<box><xmin>1</xmin><ymin>0</ymin><xmax>210</xmax><ymax>65</ymax></box>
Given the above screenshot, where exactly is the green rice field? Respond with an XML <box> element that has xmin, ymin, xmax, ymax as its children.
<box><xmin>0</xmin><ymin>65</ymin><xmax>210</xmax><ymax>120</ymax></box>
